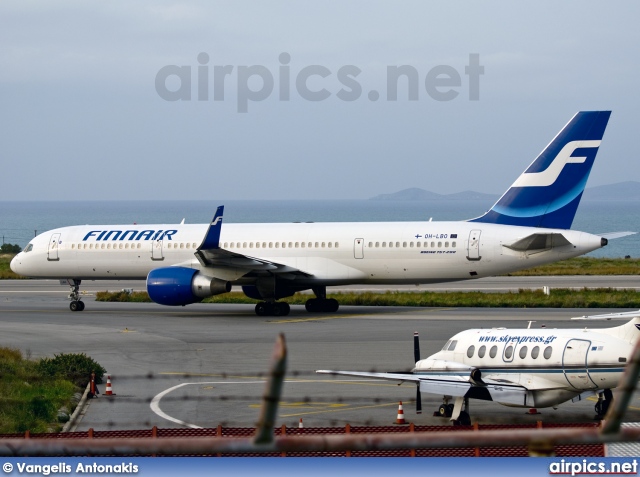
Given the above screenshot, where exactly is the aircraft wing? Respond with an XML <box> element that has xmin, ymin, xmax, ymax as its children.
<box><xmin>194</xmin><ymin>206</ymin><xmax>311</xmax><ymax>278</ymax></box>
<box><xmin>316</xmin><ymin>370</ymin><xmax>533</xmax><ymax>406</ymax></box>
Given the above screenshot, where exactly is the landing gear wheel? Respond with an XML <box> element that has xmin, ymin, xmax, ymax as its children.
<box><xmin>255</xmin><ymin>302</ymin><xmax>269</xmax><ymax>316</ymax></box>
<box><xmin>77</xmin><ymin>301</ymin><xmax>85</xmax><ymax>311</ymax></box>
<box><xmin>272</xmin><ymin>302</ymin><xmax>290</xmax><ymax>316</ymax></box>
<box><xmin>70</xmin><ymin>301</ymin><xmax>79</xmax><ymax>312</ymax></box>
<box><xmin>305</xmin><ymin>298</ymin><xmax>339</xmax><ymax>313</ymax></box>
<box><xmin>454</xmin><ymin>411</ymin><xmax>471</xmax><ymax>426</ymax></box>
<box><xmin>446</xmin><ymin>404</ymin><xmax>454</xmax><ymax>416</ymax></box>
<box><xmin>438</xmin><ymin>404</ymin><xmax>448</xmax><ymax>417</ymax></box>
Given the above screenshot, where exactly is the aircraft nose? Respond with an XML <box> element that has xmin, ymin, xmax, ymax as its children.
<box><xmin>10</xmin><ymin>254</ymin><xmax>22</xmax><ymax>275</ymax></box>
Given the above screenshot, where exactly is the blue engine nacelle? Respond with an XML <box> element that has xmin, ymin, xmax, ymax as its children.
<box><xmin>147</xmin><ymin>267</ymin><xmax>231</xmax><ymax>306</ymax></box>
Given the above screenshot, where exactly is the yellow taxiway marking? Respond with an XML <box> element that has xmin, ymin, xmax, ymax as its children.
<box><xmin>120</xmin><ymin>328</ymin><xmax>136</xmax><ymax>333</ymax></box>
<box><xmin>279</xmin><ymin>401</ymin><xmax>403</xmax><ymax>418</ymax></box>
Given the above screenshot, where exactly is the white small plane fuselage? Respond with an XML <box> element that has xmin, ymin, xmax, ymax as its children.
<box><xmin>318</xmin><ymin>313</ymin><xmax>640</xmax><ymax>423</ymax></box>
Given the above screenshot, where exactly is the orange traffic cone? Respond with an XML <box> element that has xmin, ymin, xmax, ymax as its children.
<box><xmin>105</xmin><ymin>375</ymin><xmax>114</xmax><ymax>396</ymax></box>
<box><xmin>298</xmin><ymin>418</ymin><xmax>303</xmax><ymax>428</ymax></box>
<box><xmin>394</xmin><ymin>401</ymin><xmax>409</xmax><ymax>425</ymax></box>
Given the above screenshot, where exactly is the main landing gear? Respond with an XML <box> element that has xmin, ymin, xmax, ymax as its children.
<box><xmin>594</xmin><ymin>389</ymin><xmax>614</xmax><ymax>419</ymax></box>
<box><xmin>67</xmin><ymin>279</ymin><xmax>85</xmax><ymax>312</ymax></box>
<box><xmin>255</xmin><ymin>301</ymin><xmax>290</xmax><ymax>317</ymax></box>
<box><xmin>305</xmin><ymin>286</ymin><xmax>339</xmax><ymax>313</ymax></box>
<box><xmin>435</xmin><ymin>396</ymin><xmax>471</xmax><ymax>426</ymax></box>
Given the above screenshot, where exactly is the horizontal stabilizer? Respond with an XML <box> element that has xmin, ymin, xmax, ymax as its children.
<box><xmin>502</xmin><ymin>233</ymin><xmax>571</xmax><ymax>252</ymax></box>
<box><xmin>597</xmin><ymin>231</ymin><xmax>636</xmax><ymax>240</ymax></box>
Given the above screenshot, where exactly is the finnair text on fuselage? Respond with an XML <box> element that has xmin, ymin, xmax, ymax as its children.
<box><xmin>82</xmin><ymin>230</ymin><xmax>179</xmax><ymax>241</ymax></box>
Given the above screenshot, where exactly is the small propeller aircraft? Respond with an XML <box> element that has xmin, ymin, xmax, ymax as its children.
<box><xmin>317</xmin><ymin>310</ymin><xmax>640</xmax><ymax>425</ymax></box>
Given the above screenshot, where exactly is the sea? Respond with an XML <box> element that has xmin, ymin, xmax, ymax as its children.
<box><xmin>0</xmin><ymin>199</ymin><xmax>638</xmax><ymax>259</ymax></box>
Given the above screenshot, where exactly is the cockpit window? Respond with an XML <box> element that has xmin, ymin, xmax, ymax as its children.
<box><xmin>447</xmin><ymin>340</ymin><xmax>458</xmax><ymax>351</ymax></box>
<box><xmin>441</xmin><ymin>340</ymin><xmax>451</xmax><ymax>351</ymax></box>
<box><xmin>23</xmin><ymin>244</ymin><xmax>33</xmax><ymax>253</ymax></box>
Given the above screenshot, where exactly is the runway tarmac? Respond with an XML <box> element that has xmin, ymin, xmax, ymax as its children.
<box><xmin>0</xmin><ymin>278</ymin><xmax>639</xmax><ymax>431</ymax></box>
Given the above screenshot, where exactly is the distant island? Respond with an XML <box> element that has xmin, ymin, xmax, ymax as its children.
<box><xmin>370</xmin><ymin>181</ymin><xmax>640</xmax><ymax>201</ymax></box>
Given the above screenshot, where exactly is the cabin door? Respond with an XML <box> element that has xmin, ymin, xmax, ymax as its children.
<box><xmin>354</xmin><ymin>238</ymin><xmax>364</xmax><ymax>259</ymax></box>
<box><xmin>466</xmin><ymin>230</ymin><xmax>481</xmax><ymax>261</ymax></box>
<box><xmin>152</xmin><ymin>238</ymin><xmax>164</xmax><ymax>261</ymax></box>
<box><xmin>562</xmin><ymin>339</ymin><xmax>597</xmax><ymax>389</ymax></box>
<box><xmin>47</xmin><ymin>233</ymin><xmax>61</xmax><ymax>261</ymax></box>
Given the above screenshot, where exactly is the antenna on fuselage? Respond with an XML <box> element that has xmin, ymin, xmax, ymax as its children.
<box><xmin>527</xmin><ymin>321</ymin><xmax>536</xmax><ymax>329</ymax></box>
<box><xmin>180</xmin><ymin>218</ymin><xmax>185</xmax><ymax>225</ymax></box>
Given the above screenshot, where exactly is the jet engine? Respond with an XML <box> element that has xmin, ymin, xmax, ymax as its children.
<box><xmin>147</xmin><ymin>267</ymin><xmax>231</xmax><ymax>306</ymax></box>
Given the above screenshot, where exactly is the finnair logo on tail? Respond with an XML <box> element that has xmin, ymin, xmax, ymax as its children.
<box><xmin>511</xmin><ymin>140</ymin><xmax>601</xmax><ymax>188</ymax></box>
<box><xmin>211</xmin><ymin>217</ymin><xmax>223</xmax><ymax>226</ymax></box>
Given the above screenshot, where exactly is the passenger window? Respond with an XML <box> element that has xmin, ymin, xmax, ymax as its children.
<box><xmin>289</xmin><ymin>242</ymin><xmax>293</xmax><ymax>248</ymax></box>
<box><xmin>125</xmin><ymin>243</ymin><xmax>129</xmax><ymax>249</ymax></box>
<box><xmin>489</xmin><ymin>345</ymin><xmax>497</xmax><ymax>358</ymax></box>
<box><xmin>328</xmin><ymin>242</ymin><xmax>332</xmax><ymax>248</ymax></box>
<box><xmin>519</xmin><ymin>346</ymin><xmax>528</xmax><ymax>359</ymax></box>
<box><xmin>504</xmin><ymin>345</ymin><xmax>513</xmax><ymax>359</ymax></box>
<box><xmin>466</xmin><ymin>345</ymin><xmax>475</xmax><ymax>358</ymax></box>
<box><xmin>295</xmin><ymin>242</ymin><xmax>299</xmax><ymax>248</ymax></box>
<box><xmin>180</xmin><ymin>243</ymin><xmax>184</xmax><ymax>249</ymax></box>
<box><xmin>281</xmin><ymin>242</ymin><xmax>285</xmax><ymax>248</ymax></box>
<box><xmin>410</xmin><ymin>242</ymin><xmax>414</xmax><ymax>247</ymax></box>
<box><xmin>107</xmin><ymin>244</ymin><xmax>111</xmax><ymax>249</ymax></box>
<box><xmin>301</xmin><ymin>242</ymin><xmax>305</xmax><ymax>248</ymax></box>
<box><xmin>335</xmin><ymin>242</ymin><xmax>339</xmax><ymax>248</ymax></box>
<box><xmin>416</xmin><ymin>242</ymin><xmax>421</xmax><ymax>247</ymax></box>
<box><xmin>445</xmin><ymin>241</ymin><xmax>449</xmax><ymax>247</ymax></box>
<box><xmin>543</xmin><ymin>346</ymin><xmax>553</xmax><ymax>359</ymax></box>
<box><xmin>396</xmin><ymin>242</ymin><xmax>400</xmax><ymax>247</ymax></box>
<box><xmin>447</xmin><ymin>340</ymin><xmax>457</xmax><ymax>351</ymax></box>
<box><xmin>119</xmin><ymin>243</ymin><xmax>123</xmax><ymax>249</ymax></box>
<box><xmin>478</xmin><ymin>345</ymin><xmax>486</xmax><ymax>358</ymax></box>
<box><xmin>382</xmin><ymin>242</ymin><xmax>386</xmax><ymax>247</ymax></box>
<box><xmin>315</xmin><ymin>242</ymin><xmax>319</xmax><ymax>248</ymax></box>
<box><xmin>531</xmin><ymin>346</ymin><xmax>540</xmax><ymax>359</ymax></box>
<box><xmin>375</xmin><ymin>242</ymin><xmax>379</xmax><ymax>247</ymax></box>
<box><xmin>403</xmin><ymin>242</ymin><xmax>407</xmax><ymax>247</ymax></box>
<box><xmin>368</xmin><ymin>242</ymin><xmax>373</xmax><ymax>247</ymax></box>
<box><xmin>186</xmin><ymin>243</ymin><xmax>190</xmax><ymax>249</ymax></box>
<box><xmin>389</xmin><ymin>242</ymin><xmax>393</xmax><ymax>248</ymax></box>
<box><xmin>72</xmin><ymin>244</ymin><xmax>75</xmax><ymax>249</ymax></box>
<box><xmin>438</xmin><ymin>242</ymin><xmax>442</xmax><ymax>248</ymax></box>
<box><xmin>255</xmin><ymin>243</ymin><xmax>260</xmax><ymax>248</ymax></box>
<box><xmin>452</xmin><ymin>241</ymin><xmax>457</xmax><ymax>248</ymax></box>
<box><xmin>431</xmin><ymin>242</ymin><xmax>435</xmax><ymax>247</ymax></box>
<box><xmin>321</xmin><ymin>242</ymin><xmax>325</xmax><ymax>248</ymax></box>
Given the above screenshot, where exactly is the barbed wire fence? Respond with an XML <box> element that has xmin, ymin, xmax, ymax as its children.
<box><xmin>1</xmin><ymin>333</ymin><xmax>639</xmax><ymax>457</ymax></box>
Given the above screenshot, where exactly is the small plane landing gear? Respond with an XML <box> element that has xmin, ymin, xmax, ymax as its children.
<box><xmin>437</xmin><ymin>403</ymin><xmax>454</xmax><ymax>418</ymax></box>
<box><xmin>595</xmin><ymin>389</ymin><xmax>614</xmax><ymax>418</ymax></box>
<box><xmin>305</xmin><ymin>286</ymin><xmax>339</xmax><ymax>313</ymax></box>
<box><xmin>450</xmin><ymin>396</ymin><xmax>472</xmax><ymax>426</ymax></box>
<box><xmin>255</xmin><ymin>301</ymin><xmax>290</xmax><ymax>317</ymax></box>
<box><xmin>67</xmin><ymin>279</ymin><xmax>85</xmax><ymax>312</ymax></box>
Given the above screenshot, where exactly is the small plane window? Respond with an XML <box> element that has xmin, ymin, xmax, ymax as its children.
<box><xmin>249</xmin><ymin>242</ymin><xmax>253</xmax><ymax>248</ymax></box>
<box><xmin>543</xmin><ymin>346</ymin><xmax>553</xmax><ymax>359</ymax></box>
<box><xmin>281</xmin><ymin>242</ymin><xmax>285</xmax><ymax>248</ymax></box>
<box><xmin>466</xmin><ymin>345</ymin><xmax>475</xmax><ymax>358</ymax></box>
<box><xmin>328</xmin><ymin>242</ymin><xmax>332</xmax><ymax>248</ymax></box>
<box><xmin>321</xmin><ymin>242</ymin><xmax>325</xmax><ymax>248</ymax></box>
<box><xmin>186</xmin><ymin>243</ymin><xmax>190</xmax><ymax>249</ymax></box>
<box><xmin>180</xmin><ymin>243</ymin><xmax>184</xmax><ymax>249</ymax></box>
<box><xmin>368</xmin><ymin>242</ymin><xmax>373</xmax><ymax>247</ymax></box>
<box><xmin>335</xmin><ymin>242</ymin><xmax>339</xmax><ymax>248</ymax></box>
<box><xmin>531</xmin><ymin>346</ymin><xmax>540</xmax><ymax>359</ymax></box>
<box><xmin>396</xmin><ymin>242</ymin><xmax>400</xmax><ymax>247</ymax></box>
<box><xmin>119</xmin><ymin>243</ymin><xmax>123</xmax><ymax>249</ymax></box>
<box><xmin>445</xmin><ymin>241</ymin><xmax>449</xmax><ymax>247</ymax></box>
<box><xmin>236</xmin><ymin>242</ymin><xmax>240</xmax><ymax>248</ymax></box>
<box><xmin>375</xmin><ymin>242</ymin><xmax>379</xmax><ymax>247</ymax></box>
<box><xmin>107</xmin><ymin>244</ymin><xmax>111</xmax><ymax>249</ymax></box>
<box><xmin>276</xmin><ymin>243</ymin><xmax>280</xmax><ymax>248</ymax></box>
<box><xmin>389</xmin><ymin>242</ymin><xmax>393</xmax><ymax>248</ymax></box>
<box><xmin>519</xmin><ymin>346</ymin><xmax>528</xmax><ymax>359</ymax></box>
<box><xmin>403</xmin><ymin>242</ymin><xmax>407</xmax><ymax>247</ymax></box>
<box><xmin>242</xmin><ymin>242</ymin><xmax>246</xmax><ymax>248</ymax></box>
<box><xmin>289</xmin><ymin>242</ymin><xmax>293</xmax><ymax>248</ymax></box>
<box><xmin>101</xmin><ymin>244</ymin><xmax>105</xmax><ymax>249</ymax></box>
<box><xmin>269</xmin><ymin>242</ymin><xmax>273</xmax><ymax>248</ymax></box>
<box><xmin>410</xmin><ymin>242</ymin><xmax>414</xmax><ymax>248</ymax></box>
<box><xmin>452</xmin><ymin>241</ymin><xmax>457</xmax><ymax>248</ymax></box>
<box><xmin>262</xmin><ymin>242</ymin><xmax>266</xmax><ymax>248</ymax></box>
<box><xmin>229</xmin><ymin>243</ymin><xmax>234</xmax><ymax>248</ymax></box>
<box><xmin>416</xmin><ymin>242</ymin><xmax>421</xmax><ymax>247</ymax></box>
<box><xmin>255</xmin><ymin>242</ymin><xmax>260</xmax><ymax>248</ymax></box>
<box><xmin>504</xmin><ymin>345</ymin><xmax>513</xmax><ymax>359</ymax></box>
<box><xmin>295</xmin><ymin>242</ymin><xmax>299</xmax><ymax>248</ymax></box>
<box><xmin>382</xmin><ymin>242</ymin><xmax>386</xmax><ymax>247</ymax></box>
<box><xmin>489</xmin><ymin>345</ymin><xmax>497</xmax><ymax>358</ymax></box>
<box><xmin>301</xmin><ymin>242</ymin><xmax>305</xmax><ymax>248</ymax></box>
<box><xmin>137</xmin><ymin>243</ymin><xmax>141</xmax><ymax>249</ymax></box>
<box><xmin>193</xmin><ymin>243</ymin><xmax>197</xmax><ymax>248</ymax></box>
<box><xmin>447</xmin><ymin>340</ymin><xmax>457</xmax><ymax>351</ymax></box>
<box><xmin>125</xmin><ymin>243</ymin><xmax>129</xmax><ymax>249</ymax></box>
<box><xmin>431</xmin><ymin>241</ymin><xmax>435</xmax><ymax>247</ymax></box>
<box><xmin>315</xmin><ymin>242</ymin><xmax>319</xmax><ymax>248</ymax></box>
<box><xmin>478</xmin><ymin>345</ymin><xmax>486</xmax><ymax>358</ymax></box>
<box><xmin>442</xmin><ymin>340</ymin><xmax>451</xmax><ymax>351</ymax></box>
<box><xmin>438</xmin><ymin>242</ymin><xmax>442</xmax><ymax>248</ymax></box>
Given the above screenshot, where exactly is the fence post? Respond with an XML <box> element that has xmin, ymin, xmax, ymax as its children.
<box><xmin>344</xmin><ymin>424</ymin><xmax>351</xmax><ymax>457</ymax></box>
<box><xmin>216</xmin><ymin>425</ymin><xmax>222</xmax><ymax>457</ymax></box>
<box><xmin>88</xmin><ymin>428</ymin><xmax>94</xmax><ymax>439</ymax></box>
<box><xmin>24</xmin><ymin>430</ymin><xmax>30</xmax><ymax>439</ymax></box>
<box><xmin>152</xmin><ymin>426</ymin><xmax>157</xmax><ymax>458</ymax></box>
<box><xmin>474</xmin><ymin>422</ymin><xmax>480</xmax><ymax>457</ymax></box>
<box><xmin>281</xmin><ymin>425</ymin><xmax>287</xmax><ymax>457</ymax></box>
<box><xmin>410</xmin><ymin>423</ymin><xmax>415</xmax><ymax>457</ymax></box>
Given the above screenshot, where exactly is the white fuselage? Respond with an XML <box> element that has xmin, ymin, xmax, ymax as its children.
<box><xmin>415</xmin><ymin>319</ymin><xmax>638</xmax><ymax>407</ymax></box>
<box><xmin>11</xmin><ymin>221</ymin><xmax>604</xmax><ymax>286</ymax></box>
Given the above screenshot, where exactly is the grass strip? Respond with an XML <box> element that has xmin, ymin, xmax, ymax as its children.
<box><xmin>96</xmin><ymin>288</ymin><xmax>640</xmax><ymax>308</ymax></box>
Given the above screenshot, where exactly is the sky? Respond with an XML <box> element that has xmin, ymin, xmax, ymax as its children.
<box><xmin>1</xmin><ymin>1</ymin><xmax>639</xmax><ymax>201</ymax></box>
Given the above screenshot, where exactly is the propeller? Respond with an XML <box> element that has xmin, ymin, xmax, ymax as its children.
<box><xmin>414</xmin><ymin>331</ymin><xmax>422</xmax><ymax>414</ymax></box>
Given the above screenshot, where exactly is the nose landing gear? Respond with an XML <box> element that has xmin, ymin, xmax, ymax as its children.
<box><xmin>66</xmin><ymin>279</ymin><xmax>85</xmax><ymax>312</ymax></box>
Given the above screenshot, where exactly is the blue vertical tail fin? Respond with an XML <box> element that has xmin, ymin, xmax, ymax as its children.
<box><xmin>470</xmin><ymin>111</ymin><xmax>611</xmax><ymax>229</ymax></box>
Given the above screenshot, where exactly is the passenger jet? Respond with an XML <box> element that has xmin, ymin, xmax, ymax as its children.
<box><xmin>10</xmin><ymin>111</ymin><xmax>632</xmax><ymax>316</ymax></box>
<box><xmin>318</xmin><ymin>310</ymin><xmax>640</xmax><ymax>425</ymax></box>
